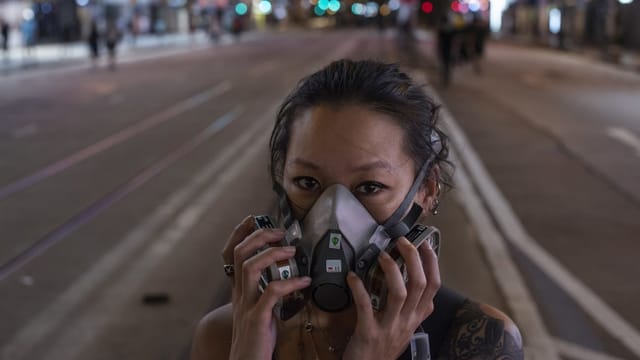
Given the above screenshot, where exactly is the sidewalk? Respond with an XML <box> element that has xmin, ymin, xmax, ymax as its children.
<box><xmin>496</xmin><ymin>34</ymin><xmax>640</xmax><ymax>73</ymax></box>
<box><xmin>0</xmin><ymin>31</ymin><xmax>234</xmax><ymax>75</ymax></box>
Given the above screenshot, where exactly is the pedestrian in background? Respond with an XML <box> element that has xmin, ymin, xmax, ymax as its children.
<box><xmin>87</xmin><ymin>20</ymin><xmax>100</xmax><ymax>68</ymax></box>
<box><xmin>1</xmin><ymin>18</ymin><xmax>9</xmax><ymax>54</ymax></box>
<box><xmin>105</xmin><ymin>22</ymin><xmax>121</xmax><ymax>70</ymax></box>
<box><xmin>471</xmin><ymin>13</ymin><xmax>488</xmax><ymax>74</ymax></box>
<box><xmin>437</xmin><ymin>14</ymin><xmax>454</xmax><ymax>87</ymax></box>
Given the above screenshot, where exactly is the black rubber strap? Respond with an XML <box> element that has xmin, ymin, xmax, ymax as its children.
<box><xmin>383</xmin><ymin>152</ymin><xmax>435</xmax><ymax>234</ymax></box>
<box><xmin>384</xmin><ymin>203</ymin><xmax>424</xmax><ymax>239</ymax></box>
<box><xmin>396</xmin><ymin>286</ymin><xmax>467</xmax><ymax>359</ymax></box>
<box><xmin>273</xmin><ymin>182</ymin><xmax>295</xmax><ymax>228</ymax></box>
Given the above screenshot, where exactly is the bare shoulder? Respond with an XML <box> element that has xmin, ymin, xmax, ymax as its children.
<box><xmin>191</xmin><ymin>303</ymin><xmax>233</xmax><ymax>360</ymax></box>
<box><xmin>439</xmin><ymin>300</ymin><xmax>524</xmax><ymax>360</ymax></box>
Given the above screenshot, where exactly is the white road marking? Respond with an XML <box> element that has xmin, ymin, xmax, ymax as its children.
<box><xmin>0</xmin><ymin>81</ymin><xmax>231</xmax><ymax>201</ymax></box>
<box><xmin>249</xmin><ymin>60</ymin><xmax>279</xmax><ymax>78</ymax></box>
<box><xmin>423</xmin><ymin>80</ymin><xmax>640</xmax><ymax>357</ymax></box>
<box><xmin>12</xmin><ymin>123</ymin><xmax>39</xmax><ymax>139</ymax></box>
<box><xmin>45</xmin><ymin>122</ymin><xmax>273</xmax><ymax>360</ymax></box>
<box><xmin>1</xmin><ymin>36</ymin><xmax>361</xmax><ymax>360</ymax></box>
<box><xmin>555</xmin><ymin>338</ymin><xmax>628</xmax><ymax>360</ymax></box>
<box><xmin>0</xmin><ymin>104</ymin><xmax>270</xmax><ymax>360</ymax></box>
<box><xmin>408</xmin><ymin>70</ymin><xmax>559</xmax><ymax>358</ymax></box>
<box><xmin>607</xmin><ymin>126</ymin><xmax>640</xmax><ymax>158</ymax></box>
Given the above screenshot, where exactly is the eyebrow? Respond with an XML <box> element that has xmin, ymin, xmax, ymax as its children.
<box><xmin>288</xmin><ymin>158</ymin><xmax>394</xmax><ymax>172</ymax></box>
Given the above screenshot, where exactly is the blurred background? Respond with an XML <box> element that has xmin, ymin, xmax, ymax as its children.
<box><xmin>1</xmin><ymin>0</ymin><xmax>639</xmax><ymax>359</ymax></box>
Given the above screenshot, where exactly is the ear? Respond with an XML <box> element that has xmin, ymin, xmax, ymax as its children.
<box><xmin>415</xmin><ymin>165</ymin><xmax>440</xmax><ymax>215</ymax></box>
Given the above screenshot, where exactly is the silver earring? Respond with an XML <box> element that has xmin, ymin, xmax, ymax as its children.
<box><xmin>431</xmin><ymin>198</ymin><xmax>440</xmax><ymax>215</ymax></box>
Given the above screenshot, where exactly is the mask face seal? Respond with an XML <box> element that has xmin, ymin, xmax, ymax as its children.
<box><xmin>299</xmin><ymin>184</ymin><xmax>391</xmax><ymax>312</ymax></box>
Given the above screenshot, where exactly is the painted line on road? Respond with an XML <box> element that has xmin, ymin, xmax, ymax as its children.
<box><xmin>554</xmin><ymin>337</ymin><xmax>628</xmax><ymax>360</ymax></box>
<box><xmin>12</xmin><ymin>123</ymin><xmax>39</xmax><ymax>139</ymax></box>
<box><xmin>0</xmin><ymin>81</ymin><xmax>232</xmax><ymax>202</ymax></box>
<box><xmin>424</xmin><ymin>81</ymin><xmax>640</xmax><ymax>357</ymax></box>
<box><xmin>408</xmin><ymin>69</ymin><xmax>559</xmax><ymax>358</ymax></box>
<box><xmin>39</xmin><ymin>112</ymin><xmax>274</xmax><ymax>360</ymax></box>
<box><xmin>0</xmin><ymin>106</ymin><xmax>243</xmax><ymax>282</ymax></box>
<box><xmin>607</xmin><ymin>126</ymin><xmax>640</xmax><ymax>158</ymax></box>
<box><xmin>0</xmin><ymin>104</ymin><xmax>274</xmax><ymax>360</ymax></box>
<box><xmin>249</xmin><ymin>60</ymin><xmax>279</xmax><ymax>78</ymax></box>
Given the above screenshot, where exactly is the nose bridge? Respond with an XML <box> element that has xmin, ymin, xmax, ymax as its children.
<box><xmin>302</xmin><ymin>184</ymin><xmax>379</xmax><ymax>251</ymax></box>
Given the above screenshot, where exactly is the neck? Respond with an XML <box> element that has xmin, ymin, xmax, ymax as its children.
<box><xmin>275</xmin><ymin>303</ymin><xmax>356</xmax><ymax>360</ymax></box>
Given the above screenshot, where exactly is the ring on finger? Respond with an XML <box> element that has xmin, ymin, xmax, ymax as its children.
<box><xmin>223</xmin><ymin>263</ymin><xmax>235</xmax><ymax>277</ymax></box>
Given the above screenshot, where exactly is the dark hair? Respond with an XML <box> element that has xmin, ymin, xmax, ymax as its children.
<box><xmin>269</xmin><ymin>59</ymin><xmax>452</xmax><ymax>191</ymax></box>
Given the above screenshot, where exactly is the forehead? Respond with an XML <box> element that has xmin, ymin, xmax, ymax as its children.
<box><xmin>287</xmin><ymin>104</ymin><xmax>411</xmax><ymax>169</ymax></box>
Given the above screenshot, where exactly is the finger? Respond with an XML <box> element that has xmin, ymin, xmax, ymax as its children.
<box><xmin>234</xmin><ymin>227</ymin><xmax>286</xmax><ymax>291</ymax></box>
<box><xmin>416</xmin><ymin>241</ymin><xmax>441</xmax><ymax>318</ymax></box>
<box><xmin>241</xmin><ymin>246</ymin><xmax>297</xmax><ymax>303</ymax></box>
<box><xmin>377</xmin><ymin>250</ymin><xmax>407</xmax><ymax>323</ymax></box>
<box><xmin>222</xmin><ymin>215</ymin><xmax>255</xmax><ymax>264</ymax></box>
<box><xmin>346</xmin><ymin>271</ymin><xmax>375</xmax><ymax>329</ymax></box>
<box><xmin>222</xmin><ymin>216</ymin><xmax>254</xmax><ymax>291</ymax></box>
<box><xmin>396</xmin><ymin>237</ymin><xmax>427</xmax><ymax>317</ymax></box>
<box><xmin>254</xmin><ymin>276</ymin><xmax>312</xmax><ymax>322</ymax></box>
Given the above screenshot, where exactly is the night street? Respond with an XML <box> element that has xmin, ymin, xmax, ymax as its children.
<box><xmin>1</xmin><ymin>28</ymin><xmax>639</xmax><ymax>360</ymax></box>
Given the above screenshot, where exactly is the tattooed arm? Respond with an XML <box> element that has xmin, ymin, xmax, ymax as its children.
<box><xmin>438</xmin><ymin>300</ymin><xmax>524</xmax><ymax>360</ymax></box>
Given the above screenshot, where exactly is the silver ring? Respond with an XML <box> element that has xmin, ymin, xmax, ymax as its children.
<box><xmin>223</xmin><ymin>264</ymin><xmax>234</xmax><ymax>277</ymax></box>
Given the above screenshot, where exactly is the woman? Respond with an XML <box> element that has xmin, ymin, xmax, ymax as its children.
<box><xmin>191</xmin><ymin>59</ymin><xmax>524</xmax><ymax>359</ymax></box>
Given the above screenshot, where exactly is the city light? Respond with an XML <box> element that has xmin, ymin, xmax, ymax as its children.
<box><xmin>235</xmin><ymin>2</ymin><xmax>248</xmax><ymax>15</ymax></box>
<box><xmin>328</xmin><ymin>0</ymin><xmax>340</xmax><ymax>12</ymax></box>
<box><xmin>318</xmin><ymin>0</ymin><xmax>329</xmax><ymax>10</ymax></box>
<box><xmin>549</xmin><ymin>8</ymin><xmax>561</xmax><ymax>34</ymax></box>
<box><xmin>41</xmin><ymin>2</ymin><xmax>53</xmax><ymax>13</ymax></box>
<box><xmin>258</xmin><ymin>0</ymin><xmax>272</xmax><ymax>14</ymax></box>
<box><xmin>365</xmin><ymin>2</ymin><xmax>378</xmax><ymax>17</ymax></box>
<box><xmin>314</xmin><ymin>5</ymin><xmax>326</xmax><ymax>15</ymax></box>
<box><xmin>388</xmin><ymin>0</ymin><xmax>400</xmax><ymax>11</ymax></box>
<box><xmin>351</xmin><ymin>3</ymin><xmax>365</xmax><ymax>15</ymax></box>
<box><xmin>22</xmin><ymin>8</ymin><xmax>34</xmax><ymax>21</ymax></box>
<box><xmin>421</xmin><ymin>1</ymin><xmax>433</xmax><ymax>14</ymax></box>
<box><xmin>379</xmin><ymin>3</ymin><xmax>390</xmax><ymax>15</ymax></box>
<box><xmin>76</xmin><ymin>0</ymin><xmax>89</xmax><ymax>6</ymax></box>
<box><xmin>490</xmin><ymin>0</ymin><xmax>506</xmax><ymax>32</ymax></box>
<box><xmin>618</xmin><ymin>0</ymin><xmax>633</xmax><ymax>3</ymax></box>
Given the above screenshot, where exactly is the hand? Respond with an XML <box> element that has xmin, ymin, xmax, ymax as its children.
<box><xmin>222</xmin><ymin>216</ymin><xmax>312</xmax><ymax>360</ymax></box>
<box><xmin>343</xmin><ymin>237</ymin><xmax>441</xmax><ymax>360</ymax></box>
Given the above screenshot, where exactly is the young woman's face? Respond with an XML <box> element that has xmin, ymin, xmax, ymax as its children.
<box><xmin>283</xmin><ymin>104</ymin><xmax>428</xmax><ymax>223</ymax></box>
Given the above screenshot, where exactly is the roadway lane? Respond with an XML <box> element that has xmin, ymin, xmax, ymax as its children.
<box><xmin>424</xmin><ymin>42</ymin><xmax>640</xmax><ymax>359</ymax></box>
<box><xmin>0</xmin><ymin>29</ymin><xmax>370</xmax><ymax>360</ymax></box>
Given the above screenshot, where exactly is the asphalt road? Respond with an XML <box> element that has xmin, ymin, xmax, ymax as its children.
<box><xmin>421</xmin><ymin>41</ymin><xmax>640</xmax><ymax>359</ymax></box>
<box><xmin>1</xmin><ymin>28</ymin><xmax>639</xmax><ymax>360</ymax></box>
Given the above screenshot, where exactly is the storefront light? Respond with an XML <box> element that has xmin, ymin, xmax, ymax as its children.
<box><xmin>22</xmin><ymin>8</ymin><xmax>34</xmax><ymax>21</ymax></box>
<box><xmin>258</xmin><ymin>0</ymin><xmax>272</xmax><ymax>14</ymax></box>
<box><xmin>549</xmin><ymin>8</ymin><xmax>561</xmax><ymax>34</ymax></box>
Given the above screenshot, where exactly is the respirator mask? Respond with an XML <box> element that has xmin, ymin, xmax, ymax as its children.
<box><xmin>256</xmin><ymin>131</ymin><xmax>443</xmax><ymax>322</ymax></box>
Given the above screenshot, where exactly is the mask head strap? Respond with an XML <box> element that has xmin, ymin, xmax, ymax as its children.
<box><xmin>383</xmin><ymin>130</ymin><xmax>442</xmax><ymax>238</ymax></box>
<box><xmin>273</xmin><ymin>182</ymin><xmax>295</xmax><ymax>228</ymax></box>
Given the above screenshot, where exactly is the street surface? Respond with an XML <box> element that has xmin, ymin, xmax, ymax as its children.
<box><xmin>0</xmin><ymin>28</ymin><xmax>639</xmax><ymax>360</ymax></box>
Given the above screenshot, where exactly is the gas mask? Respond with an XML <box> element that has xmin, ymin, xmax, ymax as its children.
<box><xmin>256</xmin><ymin>131</ymin><xmax>442</xmax><ymax>321</ymax></box>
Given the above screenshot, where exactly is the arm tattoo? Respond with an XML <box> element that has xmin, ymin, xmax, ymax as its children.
<box><xmin>439</xmin><ymin>301</ymin><xmax>524</xmax><ymax>360</ymax></box>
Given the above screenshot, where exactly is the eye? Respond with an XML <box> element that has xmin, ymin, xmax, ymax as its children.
<box><xmin>354</xmin><ymin>182</ymin><xmax>387</xmax><ymax>196</ymax></box>
<box><xmin>293</xmin><ymin>176</ymin><xmax>321</xmax><ymax>192</ymax></box>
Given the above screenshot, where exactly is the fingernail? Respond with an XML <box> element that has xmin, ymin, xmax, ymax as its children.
<box><xmin>283</xmin><ymin>246</ymin><xmax>296</xmax><ymax>253</ymax></box>
<box><xmin>301</xmin><ymin>276</ymin><xmax>312</xmax><ymax>284</ymax></box>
